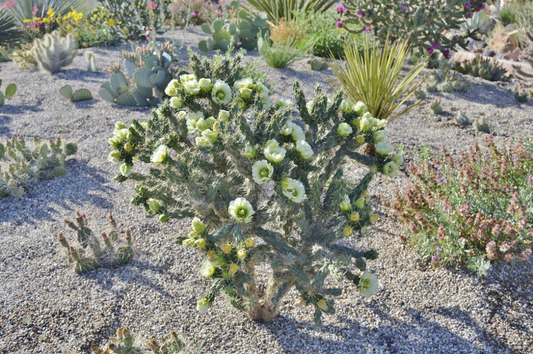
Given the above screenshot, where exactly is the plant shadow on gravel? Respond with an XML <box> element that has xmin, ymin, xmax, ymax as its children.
<box><xmin>57</xmin><ymin>69</ymin><xmax>109</xmax><ymax>83</ymax></box>
<box><xmin>0</xmin><ymin>114</ymin><xmax>13</xmax><ymax>136</ymax></box>
<box><xmin>0</xmin><ymin>104</ymin><xmax>43</xmax><ymax>115</ymax></box>
<box><xmin>0</xmin><ymin>159</ymin><xmax>115</xmax><ymax>224</ymax></box>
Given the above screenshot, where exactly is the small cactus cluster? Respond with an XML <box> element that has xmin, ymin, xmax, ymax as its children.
<box><xmin>59</xmin><ymin>211</ymin><xmax>134</xmax><ymax>274</ymax></box>
<box><xmin>86</xmin><ymin>51</ymin><xmax>97</xmax><ymax>72</ymax></box>
<box><xmin>0</xmin><ymin>136</ymin><xmax>77</xmax><ymax>198</ymax></box>
<box><xmin>474</xmin><ymin>117</ymin><xmax>491</xmax><ymax>134</ymax></box>
<box><xmin>413</xmin><ymin>90</ymin><xmax>426</xmax><ymax>100</ymax></box>
<box><xmin>430</xmin><ymin>98</ymin><xmax>443</xmax><ymax>114</ymax></box>
<box><xmin>99</xmin><ymin>42</ymin><xmax>180</xmax><ymax>107</ymax></box>
<box><xmin>59</xmin><ymin>85</ymin><xmax>93</xmax><ymax>102</ymax></box>
<box><xmin>91</xmin><ymin>327</ymin><xmax>202</xmax><ymax>354</ymax></box>
<box><xmin>9</xmin><ymin>43</ymin><xmax>37</xmax><ymax>69</ymax></box>
<box><xmin>198</xmin><ymin>12</ymin><xmax>268</xmax><ymax>52</ymax></box>
<box><xmin>426</xmin><ymin>68</ymin><xmax>471</xmax><ymax>93</ymax></box>
<box><xmin>0</xmin><ymin>79</ymin><xmax>16</xmax><ymax>106</ymax></box>
<box><xmin>308</xmin><ymin>58</ymin><xmax>329</xmax><ymax>71</ymax></box>
<box><xmin>32</xmin><ymin>30</ymin><xmax>78</xmax><ymax>74</ymax></box>
<box><xmin>454</xmin><ymin>56</ymin><xmax>510</xmax><ymax>82</ymax></box>
<box><xmin>456</xmin><ymin>110</ymin><xmax>471</xmax><ymax>126</ymax></box>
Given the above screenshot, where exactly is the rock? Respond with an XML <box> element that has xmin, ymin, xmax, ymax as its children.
<box><xmin>473</xmin><ymin>48</ymin><xmax>484</xmax><ymax>54</ymax></box>
<box><xmin>503</xmin><ymin>47</ymin><xmax>521</xmax><ymax>61</ymax></box>
<box><xmin>489</xmin><ymin>33</ymin><xmax>517</xmax><ymax>54</ymax></box>
<box><xmin>519</xmin><ymin>45</ymin><xmax>533</xmax><ymax>61</ymax></box>
<box><xmin>467</xmin><ymin>38</ymin><xmax>487</xmax><ymax>50</ymax></box>
<box><xmin>489</xmin><ymin>5</ymin><xmax>499</xmax><ymax>16</ymax></box>
<box><xmin>484</xmin><ymin>49</ymin><xmax>496</xmax><ymax>57</ymax></box>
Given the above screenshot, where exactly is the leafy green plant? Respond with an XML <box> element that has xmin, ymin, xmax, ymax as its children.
<box><xmin>32</xmin><ymin>30</ymin><xmax>77</xmax><ymax>74</ymax></box>
<box><xmin>9</xmin><ymin>0</ymin><xmax>85</xmax><ymax>27</ymax></box>
<box><xmin>91</xmin><ymin>327</ymin><xmax>203</xmax><ymax>354</ymax></box>
<box><xmin>59</xmin><ymin>85</ymin><xmax>93</xmax><ymax>102</ymax></box>
<box><xmin>246</xmin><ymin>0</ymin><xmax>335</xmax><ymax>25</ymax></box>
<box><xmin>99</xmin><ymin>42</ymin><xmax>180</xmax><ymax>107</ymax></box>
<box><xmin>59</xmin><ymin>211</ymin><xmax>133</xmax><ymax>274</ymax></box>
<box><xmin>461</xmin><ymin>9</ymin><xmax>492</xmax><ymax>35</ymax></box>
<box><xmin>453</xmin><ymin>56</ymin><xmax>510</xmax><ymax>82</ymax></box>
<box><xmin>515</xmin><ymin>2</ymin><xmax>533</xmax><ymax>43</ymax></box>
<box><xmin>8</xmin><ymin>43</ymin><xmax>37</xmax><ymax>69</ymax></box>
<box><xmin>258</xmin><ymin>33</ymin><xmax>313</xmax><ymax>68</ymax></box>
<box><xmin>385</xmin><ymin>133</ymin><xmax>533</xmax><ymax>275</ymax></box>
<box><xmin>107</xmin><ymin>51</ymin><xmax>402</xmax><ymax>325</ymax></box>
<box><xmin>198</xmin><ymin>11</ymin><xmax>268</xmax><ymax>52</ymax></box>
<box><xmin>330</xmin><ymin>35</ymin><xmax>426</xmax><ymax>123</ymax></box>
<box><xmin>499</xmin><ymin>4</ymin><xmax>519</xmax><ymax>26</ymax></box>
<box><xmin>0</xmin><ymin>135</ymin><xmax>77</xmax><ymax>198</ymax></box>
<box><xmin>0</xmin><ymin>79</ymin><xmax>17</xmax><ymax>106</ymax></box>
<box><xmin>0</xmin><ymin>7</ymin><xmax>26</xmax><ymax>47</ymax></box>
<box><xmin>344</xmin><ymin>0</ymin><xmax>487</xmax><ymax>57</ymax></box>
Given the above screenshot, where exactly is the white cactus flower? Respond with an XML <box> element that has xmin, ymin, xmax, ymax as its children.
<box><xmin>228</xmin><ymin>197</ymin><xmax>255</xmax><ymax>223</ymax></box>
<box><xmin>211</xmin><ymin>80</ymin><xmax>232</xmax><ymax>105</ymax></box>
<box><xmin>264</xmin><ymin>139</ymin><xmax>286</xmax><ymax>163</ymax></box>
<box><xmin>252</xmin><ymin>160</ymin><xmax>274</xmax><ymax>184</ymax></box>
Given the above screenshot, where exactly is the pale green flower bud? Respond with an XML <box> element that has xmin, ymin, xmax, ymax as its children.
<box><xmin>359</xmin><ymin>272</ymin><xmax>378</xmax><ymax>298</ymax></box>
<box><xmin>234</xmin><ymin>78</ymin><xmax>253</xmax><ymax>90</ymax></box>
<box><xmin>192</xmin><ymin>217</ymin><xmax>206</xmax><ymax>233</ymax></box>
<box><xmin>195</xmin><ymin>118</ymin><xmax>208</xmax><ymax>132</ymax></box>
<box><xmin>340</xmin><ymin>194</ymin><xmax>351</xmax><ymax>211</ymax></box>
<box><xmin>343</xmin><ymin>226</ymin><xmax>353</xmax><ymax>236</ymax></box>
<box><xmin>165</xmin><ymin>79</ymin><xmax>180</xmax><ymax>96</ymax></box>
<box><xmin>183</xmin><ymin>80</ymin><xmax>201</xmax><ymax>95</ymax></box>
<box><xmin>211</xmin><ymin>254</ymin><xmax>226</xmax><ymax>266</ymax></box>
<box><xmin>147</xmin><ymin>198</ymin><xmax>160</xmax><ymax>213</ymax></box>
<box><xmin>281</xmin><ymin>178</ymin><xmax>305</xmax><ymax>203</ymax></box>
<box><xmin>373</xmin><ymin>130</ymin><xmax>387</xmax><ymax>143</ymax></box>
<box><xmin>124</xmin><ymin>142</ymin><xmax>133</xmax><ymax>153</ymax></box>
<box><xmin>150</xmin><ymin>145</ymin><xmax>167</xmax><ymax>164</ymax></box>
<box><xmin>356</xmin><ymin>135</ymin><xmax>365</xmax><ymax>144</ymax></box>
<box><xmin>243</xmin><ymin>144</ymin><xmax>256</xmax><ymax>159</ymax></box>
<box><xmin>195</xmin><ymin>136</ymin><xmax>210</xmax><ymax>147</ymax></box>
<box><xmin>291</xmin><ymin>125</ymin><xmax>305</xmax><ymax>142</ymax></box>
<box><xmin>199</xmin><ymin>78</ymin><xmax>212</xmax><ymax>92</ymax></box>
<box><xmin>221</xmin><ymin>243</ymin><xmax>232</xmax><ymax>254</ymax></box>
<box><xmin>114</xmin><ymin>121</ymin><xmax>126</xmax><ymax>132</ymax></box>
<box><xmin>370</xmin><ymin>214</ymin><xmax>379</xmax><ymax>223</ymax></box>
<box><xmin>240</xmin><ymin>88</ymin><xmax>253</xmax><ymax>99</ymax></box>
<box><xmin>120</xmin><ymin>163</ymin><xmax>131</xmax><ymax>176</ymax></box>
<box><xmin>170</xmin><ymin>97</ymin><xmax>183</xmax><ymax>109</ymax></box>
<box><xmin>252</xmin><ymin>160</ymin><xmax>274</xmax><ymax>184</ymax></box>
<box><xmin>108</xmin><ymin>137</ymin><xmax>120</xmax><ymax>149</ymax></box>
<box><xmin>197</xmin><ymin>297</ymin><xmax>212</xmax><ymax>313</ymax></box>
<box><xmin>277</xmin><ymin>98</ymin><xmax>292</xmax><ymax>110</ymax></box>
<box><xmin>355</xmin><ymin>197</ymin><xmax>365</xmax><ymax>209</ymax></box>
<box><xmin>281</xmin><ymin>121</ymin><xmax>295</xmax><ymax>136</ymax></box>
<box><xmin>244</xmin><ymin>238</ymin><xmax>255</xmax><ymax>248</ymax></box>
<box><xmin>228</xmin><ymin>197</ymin><xmax>255</xmax><ymax>223</ymax></box>
<box><xmin>264</xmin><ymin>140</ymin><xmax>286</xmax><ymax>163</ymax></box>
<box><xmin>296</xmin><ymin>140</ymin><xmax>313</xmax><ymax>160</ymax></box>
<box><xmin>350</xmin><ymin>212</ymin><xmax>360</xmax><ymax>222</ymax></box>
<box><xmin>195</xmin><ymin>238</ymin><xmax>207</xmax><ymax>249</ymax></box>
<box><xmin>392</xmin><ymin>153</ymin><xmax>404</xmax><ymax>165</ymax></box>
<box><xmin>218</xmin><ymin>110</ymin><xmax>230</xmax><ymax>122</ymax></box>
<box><xmin>383</xmin><ymin>161</ymin><xmax>399</xmax><ymax>177</ymax></box>
<box><xmin>375</xmin><ymin>141</ymin><xmax>393</xmax><ymax>156</ymax></box>
<box><xmin>359</xmin><ymin>114</ymin><xmax>375</xmax><ymax>132</ymax></box>
<box><xmin>212</xmin><ymin>80</ymin><xmax>232</xmax><ymax>105</ymax></box>
<box><xmin>340</xmin><ymin>99</ymin><xmax>353</xmax><ymax>113</ymax></box>
<box><xmin>255</xmin><ymin>82</ymin><xmax>268</xmax><ymax>94</ymax></box>
<box><xmin>306</xmin><ymin>100</ymin><xmax>314</xmax><ymax>112</ymax></box>
<box><xmin>200</xmin><ymin>260</ymin><xmax>216</xmax><ymax>277</ymax></box>
<box><xmin>377</xmin><ymin>119</ymin><xmax>388</xmax><ymax>128</ymax></box>
<box><xmin>338</xmin><ymin>123</ymin><xmax>353</xmax><ymax>137</ymax></box>
<box><xmin>176</xmin><ymin>111</ymin><xmax>187</xmax><ymax>119</ymax></box>
<box><xmin>237</xmin><ymin>249</ymin><xmax>247</xmax><ymax>260</ymax></box>
<box><xmin>182</xmin><ymin>238</ymin><xmax>195</xmax><ymax>248</ymax></box>
<box><xmin>202</xmin><ymin>129</ymin><xmax>218</xmax><ymax>144</ymax></box>
<box><xmin>108</xmin><ymin>150</ymin><xmax>121</xmax><ymax>163</ymax></box>
<box><xmin>353</xmin><ymin>101</ymin><xmax>367</xmax><ymax>116</ymax></box>
<box><xmin>228</xmin><ymin>263</ymin><xmax>239</xmax><ymax>275</ymax></box>
<box><xmin>180</xmin><ymin>73</ymin><xmax>196</xmax><ymax>83</ymax></box>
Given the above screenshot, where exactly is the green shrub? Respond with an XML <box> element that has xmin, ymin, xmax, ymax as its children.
<box><xmin>0</xmin><ymin>136</ymin><xmax>77</xmax><ymax>198</ymax></box>
<box><xmin>499</xmin><ymin>4</ymin><xmax>519</xmax><ymax>26</ymax></box>
<box><xmin>344</xmin><ymin>0</ymin><xmax>488</xmax><ymax>57</ymax></box>
<box><xmin>385</xmin><ymin>134</ymin><xmax>533</xmax><ymax>276</ymax></box>
<box><xmin>515</xmin><ymin>2</ymin><xmax>533</xmax><ymax>43</ymax></box>
<box><xmin>107</xmin><ymin>51</ymin><xmax>402</xmax><ymax>325</ymax></box>
<box><xmin>59</xmin><ymin>212</ymin><xmax>133</xmax><ymax>274</ymax></box>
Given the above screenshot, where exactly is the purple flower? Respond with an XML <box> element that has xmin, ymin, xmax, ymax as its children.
<box><xmin>427</xmin><ymin>47</ymin><xmax>434</xmax><ymax>54</ymax></box>
<box><xmin>430</xmin><ymin>41</ymin><xmax>440</xmax><ymax>49</ymax></box>
<box><xmin>358</xmin><ymin>11</ymin><xmax>363</xmax><ymax>18</ymax></box>
<box><xmin>365</xmin><ymin>26</ymin><xmax>371</xmax><ymax>33</ymax></box>
<box><xmin>465</xmin><ymin>2</ymin><xmax>471</xmax><ymax>9</ymax></box>
<box><xmin>401</xmin><ymin>5</ymin><xmax>407</xmax><ymax>11</ymax></box>
<box><xmin>336</xmin><ymin>21</ymin><xmax>344</xmax><ymax>28</ymax></box>
<box><xmin>191</xmin><ymin>12</ymin><xmax>196</xmax><ymax>17</ymax></box>
<box><xmin>335</xmin><ymin>4</ymin><xmax>348</xmax><ymax>13</ymax></box>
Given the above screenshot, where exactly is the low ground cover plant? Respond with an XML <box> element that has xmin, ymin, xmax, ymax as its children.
<box><xmin>107</xmin><ymin>50</ymin><xmax>403</xmax><ymax>325</ymax></box>
<box><xmin>385</xmin><ymin>133</ymin><xmax>533</xmax><ymax>275</ymax></box>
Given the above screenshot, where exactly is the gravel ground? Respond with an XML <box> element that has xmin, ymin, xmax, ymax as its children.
<box><xmin>0</xmin><ymin>27</ymin><xmax>532</xmax><ymax>354</ymax></box>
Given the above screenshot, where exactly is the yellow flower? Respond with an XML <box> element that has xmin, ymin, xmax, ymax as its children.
<box><xmin>23</xmin><ymin>19</ymin><xmax>31</xmax><ymax>23</ymax></box>
<box><xmin>124</xmin><ymin>29</ymin><xmax>129</xmax><ymax>34</ymax></box>
<box><xmin>244</xmin><ymin>237</ymin><xmax>255</xmax><ymax>248</ymax></box>
<box><xmin>47</xmin><ymin>9</ymin><xmax>55</xmax><ymax>17</ymax></box>
<box><xmin>343</xmin><ymin>226</ymin><xmax>353</xmax><ymax>236</ymax></box>
<box><xmin>108</xmin><ymin>18</ymin><xmax>115</xmax><ymax>26</ymax></box>
<box><xmin>83</xmin><ymin>43</ymin><xmax>88</xmax><ymax>48</ymax></box>
<box><xmin>75</xmin><ymin>13</ymin><xmax>83</xmax><ymax>21</ymax></box>
<box><xmin>350</xmin><ymin>212</ymin><xmax>360</xmax><ymax>222</ymax></box>
<box><xmin>42</xmin><ymin>18</ymin><xmax>50</xmax><ymax>23</ymax></box>
<box><xmin>33</xmin><ymin>17</ymin><xmax>40</xmax><ymax>21</ymax></box>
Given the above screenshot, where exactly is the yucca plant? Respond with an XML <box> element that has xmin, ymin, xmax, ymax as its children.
<box><xmin>246</xmin><ymin>0</ymin><xmax>335</xmax><ymax>25</ymax></box>
<box><xmin>10</xmin><ymin>0</ymin><xmax>85</xmax><ymax>26</ymax></box>
<box><xmin>330</xmin><ymin>35</ymin><xmax>426</xmax><ymax>123</ymax></box>
<box><xmin>0</xmin><ymin>7</ymin><xmax>26</xmax><ymax>47</ymax></box>
<box><xmin>258</xmin><ymin>33</ymin><xmax>314</xmax><ymax>68</ymax></box>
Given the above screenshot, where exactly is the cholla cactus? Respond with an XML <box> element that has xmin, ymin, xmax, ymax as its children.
<box><xmin>107</xmin><ymin>53</ymin><xmax>402</xmax><ymax>325</ymax></box>
<box><xmin>430</xmin><ymin>98</ymin><xmax>443</xmax><ymax>115</ymax></box>
<box><xmin>456</xmin><ymin>110</ymin><xmax>471</xmax><ymax>126</ymax></box>
<box><xmin>32</xmin><ymin>30</ymin><xmax>77</xmax><ymax>74</ymax></box>
<box><xmin>59</xmin><ymin>211</ymin><xmax>134</xmax><ymax>274</ymax></box>
<box><xmin>86</xmin><ymin>51</ymin><xmax>97</xmax><ymax>72</ymax></box>
<box><xmin>0</xmin><ymin>136</ymin><xmax>77</xmax><ymax>198</ymax></box>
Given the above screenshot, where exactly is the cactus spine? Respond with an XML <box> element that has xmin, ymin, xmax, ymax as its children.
<box><xmin>32</xmin><ymin>30</ymin><xmax>77</xmax><ymax>74</ymax></box>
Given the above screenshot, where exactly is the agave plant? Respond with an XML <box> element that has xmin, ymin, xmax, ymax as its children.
<box><xmin>246</xmin><ymin>0</ymin><xmax>334</xmax><ymax>25</ymax></box>
<box><xmin>0</xmin><ymin>7</ymin><xmax>26</xmax><ymax>47</ymax></box>
<box><xmin>330</xmin><ymin>35</ymin><xmax>426</xmax><ymax>123</ymax></box>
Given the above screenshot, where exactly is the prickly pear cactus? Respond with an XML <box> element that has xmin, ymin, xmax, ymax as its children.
<box><xmin>59</xmin><ymin>85</ymin><xmax>93</xmax><ymax>102</ymax></box>
<box><xmin>32</xmin><ymin>30</ymin><xmax>78</xmax><ymax>74</ymax></box>
<box><xmin>0</xmin><ymin>79</ymin><xmax>16</xmax><ymax>106</ymax></box>
<box><xmin>59</xmin><ymin>212</ymin><xmax>134</xmax><ymax>274</ymax></box>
